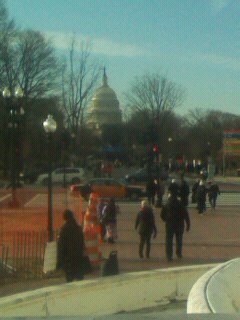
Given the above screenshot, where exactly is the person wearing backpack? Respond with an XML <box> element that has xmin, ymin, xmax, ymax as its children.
<box><xmin>102</xmin><ymin>198</ymin><xmax>118</xmax><ymax>244</ymax></box>
<box><xmin>135</xmin><ymin>200</ymin><xmax>157</xmax><ymax>259</ymax></box>
<box><xmin>161</xmin><ymin>190</ymin><xmax>190</xmax><ymax>262</ymax></box>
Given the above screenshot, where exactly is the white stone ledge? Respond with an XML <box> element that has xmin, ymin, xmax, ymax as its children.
<box><xmin>187</xmin><ymin>258</ymin><xmax>240</xmax><ymax>314</ymax></box>
<box><xmin>0</xmin><ymin>264</ymin><xmax>216</xmax><ymax>317</ymax></box>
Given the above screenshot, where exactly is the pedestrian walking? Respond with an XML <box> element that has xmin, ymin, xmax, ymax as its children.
<box><xmin>179</xmin><ymin>176</ymin><xmax>190</xmax><ymax>207</ymax></box>
<box><xmin>161</xmin><ymin>190</ymin><xmax>190</xmax><ymax>261</ymax></box>
<box><xmin>207</xmin><ymin>181</ymin><xmax>220</xmax><ymax>211</ymax></box>
<box><xmin>102</xmin><ymin>198</ymin><xmax>118</xmax><ymax>243</ymax></box>
<box><xmin>146</xmin><ymin>179</ymin><xmax>157</xmax><ymax>206</ymax></box>
<box><xmin>97</xmin><ymin>198</ymin><xmax>106</xmax><ymax>241</ymax></box>
<box><xmin>57</xmin><ymin>209</ymin><xmax>85</xmax><ymax>282</ymax></box>
<box><xmin>191</xmin><ymin>179</ymin><xmax>200</xmax><ymax>204</ymax></box>
<box><xmin>155</xmin><ymin>179</ymin><xmax>165</xmax><ymax>207</ymax></box>
<box><xmin>196</xmin><ymin>180</ymin><xmax>207</xmax><ymax>214</ymax></box>
<box><xmin>168</xmin><ymin>179</ymin><xmax>179</xmax><ymax>196</ymax></box>
<box><xmin>135</xmin><ymin>200</ymin><xmax>157</xmax><ymax>259</ymax></box>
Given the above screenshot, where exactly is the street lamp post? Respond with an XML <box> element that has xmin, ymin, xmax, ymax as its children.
<box><xmin>168</xmin><ymin>137</ymin><xmax>173</xmax><ymax>171</ymax></box>
<box><xmin>2</xmin><ymin>87</ymin><xmax>24</xmax><ymax>207</ymax></box>
<box><xmin>43</xmin><ymin>115</ymin><xmax>57</xmax><ymax>241</ymax></box>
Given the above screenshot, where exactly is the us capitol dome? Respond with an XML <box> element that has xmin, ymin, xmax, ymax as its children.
<box><xmin>87</xmin><ymin>68</ymin><xmax>122</xmax><ymax>131</ymax></box>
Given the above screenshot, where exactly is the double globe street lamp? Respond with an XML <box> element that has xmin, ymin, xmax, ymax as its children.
<box><xmin>43</xmin><ymin>115</ymin><xmax>57</xmax><ymax>241</ymax></box>
<box><xmin>2</xmin><ymin>87</ymin><xmax>24</xmax><ymax>207</ymax></box>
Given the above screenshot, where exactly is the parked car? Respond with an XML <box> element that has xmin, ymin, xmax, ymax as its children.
<box><xmin>125</xmin><ymin>167</ymin><xmax>169</xmax><ymax>184</ymax></box>
<box><xmin>36</xmin><ymin>167</ymin><xmax>85</xmax><ymax>186</ymax></box>
<box><xmin>21</xmin><ymin>167</ymin><xmax>48</xmax><ymax>184</ymax></box>
<box><xmin>70</xmin><ymin>178</ymin><xmax>145</xmax><ymax>201</ymax></box>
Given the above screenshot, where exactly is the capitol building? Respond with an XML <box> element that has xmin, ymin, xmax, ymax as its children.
<box><xmin>87</xmin><ymin>69</ymin><xmax>122</xmax><ymax>133</ymax></box>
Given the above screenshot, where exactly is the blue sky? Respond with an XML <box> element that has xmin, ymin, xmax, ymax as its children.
<box><xmin>7</xmin><ymin>0</ymin><xmax>240</xmax><ymax>115</ymax></box>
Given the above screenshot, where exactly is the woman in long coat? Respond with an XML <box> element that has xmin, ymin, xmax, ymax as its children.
<box><xmin>135</xmin><ymin>200</ymin><xmax>157</xmax><ymax>259</ymax></box>
<box><xmin>57</xmin><ymin>209</ymin><xmax>85</xmax><ymax>282</ymax></box>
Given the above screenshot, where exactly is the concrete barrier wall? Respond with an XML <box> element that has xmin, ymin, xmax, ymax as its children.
<box><xmin>187</xmin><ymin>258</ymin><xmax>240</xmax><ymax>314</ymax></box>
<box><xmin>0</xmin><ymin>264</ymin><xmax>216</xmax><ymax>317</ymax></box>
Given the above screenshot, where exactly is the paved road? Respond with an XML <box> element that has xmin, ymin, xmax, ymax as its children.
<box><xmin>163</xmin><ymin>192</ymin><xmax>240</xmax><ymax>207</ymax></box>
<box><xmin>100</xmin><ymin>203</ymin><xmax>240</xmax><ymax>273</ymax></box>
<box><xmin>0</xmin><ymin>197</ymin><xmax>239</xmax><ymax>297</ymax></box>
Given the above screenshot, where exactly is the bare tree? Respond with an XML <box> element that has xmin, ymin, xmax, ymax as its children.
<box><xmin>0</xmin><ymin>0</ymin><xmax>16</xmax><ymax>86</ymax></box>
<box><xmin>0</xmin><ymin>28</ymin><xmax>60</xmax><ymax>101</ymax></box>
<box><xmin>125</xmin><ymin>72</ymin><xmax>185</xmax><ymax>119</ymax></box>
<box><xmin>17</xmin><ymin>30</ymin><xmax>60</xmax><ymax>99</ymax></box>
<box><xmin>61</xmin><ymin>39</ymin><xmax>101</xmax><ymax>137</ymax></box>
<box><xmin>124</xmin><ymin>72</ymin><xmax>185</xmax><ymax>159</ymax></box>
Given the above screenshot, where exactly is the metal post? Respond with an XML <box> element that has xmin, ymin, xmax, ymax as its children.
<box><xmin>9</xmin><ymin>109</ymin><xmax>19</xmax><ymax>207</ymax></box>
<box><xmin>47</xmin><ymin>133</ymin><xmax>54</xmax><ymax>241</ymax></box>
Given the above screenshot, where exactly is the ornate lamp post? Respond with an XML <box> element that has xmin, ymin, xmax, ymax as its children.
<box><xmin>2</xmin><ymin>87</ymin><xmax>24</xmax><ymax>207</ymax></box>
<box><xmin>43</xmin><ymin>115</ymin><xmax>57</xmax><ymax>241</ymax></box>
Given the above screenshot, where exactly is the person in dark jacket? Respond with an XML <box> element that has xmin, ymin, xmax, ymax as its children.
<box><xmin>57</xmin><ymin>209</ymin><xmax>85</xmax><ymax>282</ymax></box>
<box><xmin>155</xmin><ymin>179</ymin><xmax>165</xmax><ymax>208</ymax></box>
<box><xmin>135</xmin><ymin>200</ymin><xmax>157</xmax><ymax>259</ymax></box>
<box><xmin>161</xmin><ymin>191</ymin><xmax>190</xmax><ymax>261</ymax></box>
<box><xmin>146</xmin><ymin>179</ymin><xmax>157</xmax><ymax>205</ymax></box>
<box><xmin>179</xmin><ymin>177</ymin><xmax>190</xmax><ymax>207</ymax></box>
<box><xmin>168</xmin><ymin>179</ymin><xmax>179</xmax><ymax>196</ymax></box>
<box><xmin>102</xmin><ymin>198</ymin><xmax>118</xmax><ymax>244</ymax></box>
<box><xmin>191</xmin><ymin>179</ymin><xmax>200</xmax><ymax>204</ymax></box>
<box><xmin>207</xmin><ymin>181</ymin><xmax>220</xmax><ymax>210</ymax></box>
<box><xmin>197</xmin><ymin>180</ymin><xmax>207</xmax><ymax>214</ymax></box>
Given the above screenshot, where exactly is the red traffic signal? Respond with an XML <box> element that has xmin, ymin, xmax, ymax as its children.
<box><xmin>153</xmin><ymin>145</ymin><xmax>158</xmax><ymax>153</ymax></box>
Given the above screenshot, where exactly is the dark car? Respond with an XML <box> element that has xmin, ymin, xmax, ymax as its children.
<box><xmin>70</xmin><ymin>178</ymin><xmax>145</xmax><ymax>201</ymax></box>
<box><xmin>125</xmin><ymin>167</ymin><xmax>169</xmax><ymax>184</ymax></box>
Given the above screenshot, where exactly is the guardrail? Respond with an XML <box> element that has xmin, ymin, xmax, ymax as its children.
<box><xmin>0</xmin><ymin>264</ymin><xmax>216</xmax><ymax>317</ymax></box>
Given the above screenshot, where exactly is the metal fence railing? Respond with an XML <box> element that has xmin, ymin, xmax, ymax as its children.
<box><xmin>0</xmin><ymin>230</ymin><xmax>50</xmax><ymax>280</ymax></box>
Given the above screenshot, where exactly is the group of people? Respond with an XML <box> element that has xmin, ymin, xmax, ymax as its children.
<box><xmin>97</xmin><ymin>198</ymin><xmax>119</xmax><ymax>243</ymax></box>
<box><xmin>192</xmin><ymin>179</ymin><xmax>220</xmax><ymax>214</ymax></box>
<box><xmin>136</xmin><ymin>178</ymin><xmax>191</xmax><ymax>262</ymax></box>
<box><xmin>168</xmin><ymin>176</ymin><xmax>221</xmax><ymax>215</ymax></box>
<box><xmin>56</xmin><ymin>176</ymin><xmax>220</xmax><ymax>283</ymax></box>
<box><xmin>146</xmin><ymin>179</ymin><xmax>165</xmax><ymax>206</ymax></box>
<box><xmin>56</xmin><ymin>198</ymin><xmax>120</xmax><ymax>283</ymax></box>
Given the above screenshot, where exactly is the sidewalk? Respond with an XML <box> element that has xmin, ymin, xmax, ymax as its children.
<box><xmin>1</xmin><ymin>205</ymin><xmax>239</xmax><ymax>298</ymax></box>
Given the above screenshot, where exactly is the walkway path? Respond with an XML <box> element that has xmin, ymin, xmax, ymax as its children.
<box><xmin>1</xmin><ymin>203</ymin><xmax>239</xmax><ymax>298</ymax></box>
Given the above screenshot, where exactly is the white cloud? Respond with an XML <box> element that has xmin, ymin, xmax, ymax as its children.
<box><xmin>210</xmin><ymin>0</ymin><xmax>232</xmax><ymax>13</ymax></box>
<box><xmin>198</xmin><ymin>53</ymin><xmax>240</xmax><ymax>70</ymax></box>
<box><xmin>44</xmin><ymin>31</ymin><xmax>146</xmax><ymax>57</ymax></box>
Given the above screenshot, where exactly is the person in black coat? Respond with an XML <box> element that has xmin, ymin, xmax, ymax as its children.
<box><xmin>179</xmin><ymin>177</ymin><xmax>190</xmax><ymax>207</ymax></box>
<box><xmin>135</xmin><ymin>200</ymin><xmax>157</xmax><ymax>259</ymax></box>
<box><xmin>161</xmin><ymin>191</ymin><xmax>190</xmax><ymax>261</ymax></box>
<box><xmin>207</xmin><ymin>181</ymin><xmax>220</xmax><ymax>210</ymax></box>
<box><xmin>168</xmin><ymin>179</ymin><xmax>179</xmax><ymax>196</ymax></box>
<box><xmin>197</xmin><ymin>180</ymin><xmax>207</xmax><ymax>214</ymax></box>
<box><xmin>191</xmin><ymin>179</ymin><xmax>200</xmax><ymax>204</ymax></box>
<box><xmin>57</xmin><ymin>209</ymin><xmax>85</xmax><ymax>282</ymax></box>
<box><xmin>146</xmin><ymin>179</ymin><xmax>157</xmax><ymax>205</ymax></box>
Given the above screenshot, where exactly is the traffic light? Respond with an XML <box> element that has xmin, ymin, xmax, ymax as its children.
<box><xmin>153</xmin><ymin>145</ymin><xmax>158</xmax><ymax>153</ymax></box>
